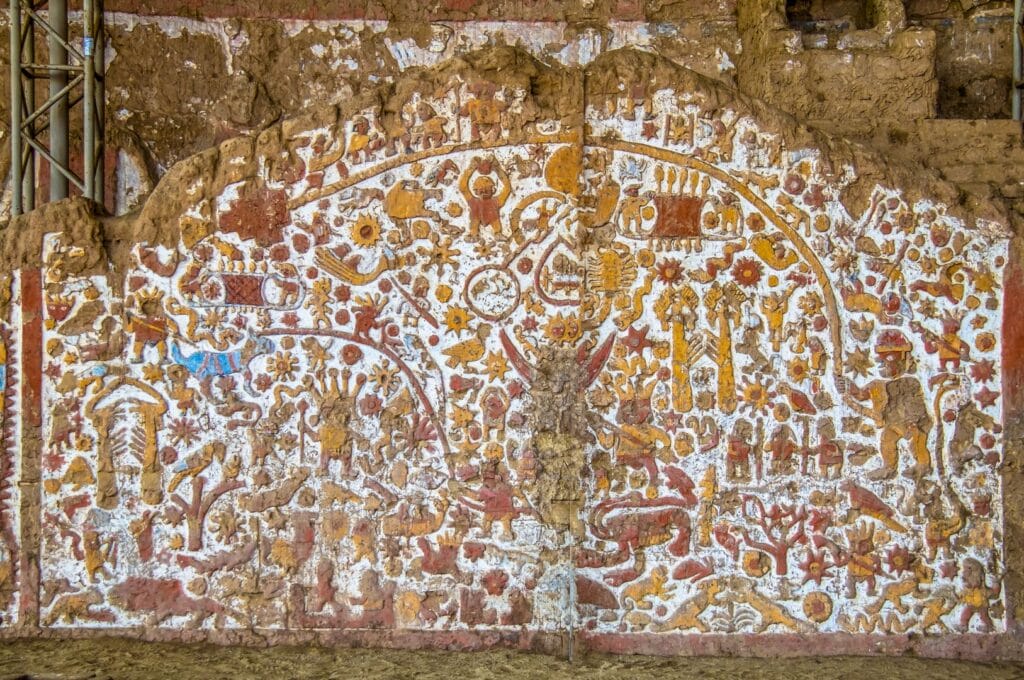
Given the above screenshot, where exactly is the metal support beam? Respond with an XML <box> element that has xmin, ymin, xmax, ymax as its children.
<box><xmin>1015</xmin><ymin>0</ymin><xmax>1023</xmax><ymax>120</ymax></box>
<box><xmin>83</xmin><ymin>0</ymin><xmax>94</xmax><ymax>201</ymax></box>
<box><xmin>23</xmin><ymin>11</ymin><xmax>34</xmax><ymax>212</ymax></box>
<box><xmin>48</xmin><ymin>0</ymin><xmax>67</xmax><ymax>202</ymax></box>
<box><xmin>94</xmin><ymin>0</ymin><xmax>105</xmax><ymax>205</ymax></box>
<box><xmin>9</xmin><ymin>0</ymin><xmax>105</xmax><ymax>216</ymax></box>
<box><xmin>10</xmin><ymin>0</ymin><xmax>22</xmax><ymax>217</ymax></box>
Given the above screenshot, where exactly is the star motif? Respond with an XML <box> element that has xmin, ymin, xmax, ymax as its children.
<box><xmin>970</xmin><ymin>359</ymin><xmax>996</xmax><ymax>383</ymax></box>
<box><xmin>846</xmin><ymin>348</ymin><xmax>873</xmax><ymax>378</ymax></box>
<box><xmin>417</xmin><ymin>234</ymin><xmax>461</xmax><ymax>276</ymax></box>
<box><xmin>43</xmin><ymin>452</ymin><xmax>66</xmax><ymax>472</ymax></box>
<box><xmin>642</xmin><ymin>118</ymin><xmax>659</xmax><ymax>140</ymax></box>
<box><xmin>454</xmin><ymin>436</ymin><xmax>481</xmax><ymax>459</ymax></box>
<box><xmin>444</xmin><ymin>306</ymin><xmax>472</xmax><ymax>335</ymax></box>
<box><xmin>975</xmin><ymin>386</ymin><xmax>1000</xmax><ymax>409</ymax></box>
<box><xmin>202</xmin><ymin>309</ymin><xmax>225</xmax><ymax>329</ymax></box>
<box><xmin>451</xmin><ymin>404</ymin><xmax>475</xmax><ymax>429</ymax></box>
<box><xmin>798</xmin><ymin>548</ymin><xmax>834</xmax><ymax>586</ymax></box>
<box><xmin>142</xmin><ymin>363</ymin><xmax>164</xmax><ymax>383</ymax></box>
<box><xmin>43</xmin><ymin>362</ymin><xmax>63</xmax><ymax>380</ymax></box>
<box><xmin>969</xmin><ymin>266</ymin><xmax>999</xmax><ymax>294</ymax></box>
<box><xmin>661</xmin><ymin>411</ymin><xmax>683</xmax><ymax>434</ymax></box>
<box><xmin>623</xmin><ymin>325</ymin><xmax>654</xmax><ymax>356</ymax></box>
<box><xmin>484</xmin><ymin>352</ymin><xmax>509</xmax><ymax>382</ymax></box>
<box><xmin>522</xmin><ymin>316</ymin><xmax>538</xmax><ymax>332</ymax></box>
<box><xmin>508</xmin><ymin>380</ymin><xmax>525</xmax><ymax>399</ymax></box>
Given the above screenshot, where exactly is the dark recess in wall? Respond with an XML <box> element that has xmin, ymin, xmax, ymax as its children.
<box><xmin>908</xmin><ymin>2</ymin><xmax>1015</xmax><ymax>119</ymax></box>
<box><xmin>786</xmin><ymin>0</ymin><xmax>872</xmax><ymax>31</ymax></box>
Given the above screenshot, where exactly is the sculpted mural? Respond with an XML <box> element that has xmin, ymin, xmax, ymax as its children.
<box><xmin>0</xmin><ymin>55</ymin><xmax>1010</xmax><ymax>642</ymax></box>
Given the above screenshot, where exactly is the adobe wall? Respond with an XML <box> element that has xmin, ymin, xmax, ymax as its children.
<box><xmin>0</xmin><ymin>0</ymin><xmax>1022</xmax><ymax>662</ymax></box>
<box><xmin>0</xmin><ymin>1</ymin><xmax>1019</xmax><ymax>226</ymax></box>
<box><xmin>0</xmin><ymin>44</ymin><xmax>1017</xmax><ymax>660</ymax></box>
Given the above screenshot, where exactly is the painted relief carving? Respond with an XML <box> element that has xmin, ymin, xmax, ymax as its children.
<box><xmin>0</xmin><ymin>58</ymin><xmax>1009</xmax><ymax>642</ymax></box>
<box><xmin>0</xmin><ymin>317</ymin><xmax>17</xmax><ymax>624</ymax></box>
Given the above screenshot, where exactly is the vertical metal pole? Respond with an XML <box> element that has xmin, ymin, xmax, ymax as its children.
<box><xmin>1014</xmin><ymin>0</ymin><xmax>1022</xmax><ymax>120</ymax></box>
<box><xmin>49</xmin><ymin>0</ymin><xmax>69</xmax><ymax>202</ymax></box>
<box><xmin>22</xmin><ymin>7</ymin><xmax>34</xmax><ymax>212</ymax></box>
<box><xmin>83</xmin><ymin>0</ymin><xmax>95</xmax><ymax>202</ymax></box>
<box><xmin>93</xmin><ymin>0</ymin><xmax>105</xmax><ymax>206</ymax></box>
<box><xmin>9</xmin><ymin>0</ymin><xmax>22</xmax><ymax>216</ymax></box>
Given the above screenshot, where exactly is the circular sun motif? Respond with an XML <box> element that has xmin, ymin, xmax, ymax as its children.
<box><xmin>742</xmin><ymin>551</ymin><xmax>770</xmax><ymax>577</ymax></box>
<box><xmin>975</xmin><ymin>332</ymin><xmax>996</xmax><ymax>353</ymax></box>
<box><xmin>635</xmin><ymin>248</ymin><xmax>656</xmax><ymax>268</ymax></box>
<box><xmin>803</xmin><ymin>591</ymin><xmax>833</xmax><ymax>623</ymax></box>
<box><xmin>739</xmin><ymin>379</ymin><xmax>773</xmax><ymax>414</ymax></box>
<box><xmin>655</xmin><ymin>258</ymin><xmax>683</xmax><ymax>284</ymax></box>
<box><xmin>788</xmin><ymin>358</ymin><xmax>810</xmax><ymax>383</ymax></box>
<box><xmin>783</xmin><ymin>173</ymin><xmax>806</xmax><ymax>195</ymax></box>
<box><xmin>351</xmin><ymin>214</ymin><xmax>382</xmax><ymax>247</ymax></box>
<box><xmin>731</xmin><ymin>257</ymin><xmax>763</xmax><ymax>287</ymax></box>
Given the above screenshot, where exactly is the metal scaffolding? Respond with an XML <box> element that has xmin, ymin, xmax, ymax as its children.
<box><xmin>9</xmin><ymin>0</ymin><xmax>105</xmax><ymax>216</ymax></box>
<box><xmin>1016</xmin><ymin>0</ymin><xmax>1023</xmax><ymax>120</ymax></box>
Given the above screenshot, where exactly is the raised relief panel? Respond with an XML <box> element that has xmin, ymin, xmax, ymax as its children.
<box><xmin>2</xmin><ymin>51</ymin><xmax>1009</xmax><ymax>647</ymax></box>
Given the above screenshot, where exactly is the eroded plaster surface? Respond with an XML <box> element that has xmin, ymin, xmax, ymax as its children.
<box><xmin>0</xmin><ymin>50</ymin><xmax>1012</xmax><ymax>653</ymax></box>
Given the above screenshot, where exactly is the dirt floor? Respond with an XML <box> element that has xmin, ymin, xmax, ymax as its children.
<box><xmin>1</xmin><ymin>639</ymin><xmax>1024</xmax><ymax>679</ymax></box>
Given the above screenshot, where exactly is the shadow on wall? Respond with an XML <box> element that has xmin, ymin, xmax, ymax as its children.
<box><xmin>916</xmin><ymin>0</ymin><xmax>1016</xmax><ymax>120</ymax></box>
<box><xmin>784</xmin><ymin>0</ymin><xmax>1015</xmax><ymax>119</ymax></box>
<box><xmin>786</xmin><ymin>0</ymin><xmax>874</xmax><ymax>31</ymax></box>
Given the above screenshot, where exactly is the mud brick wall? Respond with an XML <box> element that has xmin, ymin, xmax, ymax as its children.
<box><xmin>0</xmin><ymin>0</ymin><xmax>1016</xmax><ymax>222</ymax></box>
<box><xmin>0</xmin><ymin>44</ymin><xmax>1018</xmax><ymax>661</ymax></box>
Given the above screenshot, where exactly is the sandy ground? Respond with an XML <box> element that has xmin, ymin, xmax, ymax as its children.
<box><xmin>2</xmin><ymin>640</ymin><xmax>1024</xmax><ymax>679</ymax></box>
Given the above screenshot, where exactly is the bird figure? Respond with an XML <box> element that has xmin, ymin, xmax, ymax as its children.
<box><xmin>840</xmin><ymin>480</ymin><xmax>908</xmax><ymax>533</ymax></box>
<box><xmin>780</xmin><ymin>383</ymin><xmax>816</xmax><ymax>416</ymax></box>
<box><xmin>442</xmin><ymin>325</ymin><xmax>492</xmax><ymax>370</ymax></box>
